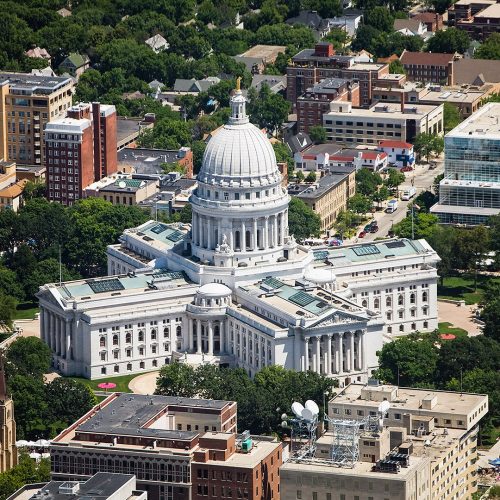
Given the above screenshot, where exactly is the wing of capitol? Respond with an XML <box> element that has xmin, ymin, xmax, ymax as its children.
<box><xmin>36</xmin><ymin>87</ymin><xmax>440</xmax><ymax>383</ymax></box>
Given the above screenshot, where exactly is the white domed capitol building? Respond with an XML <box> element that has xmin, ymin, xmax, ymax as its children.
<box><xmin>37</xmin><ymin>88</ymin><xmax>440</xmax><ymax>385</ymax></box>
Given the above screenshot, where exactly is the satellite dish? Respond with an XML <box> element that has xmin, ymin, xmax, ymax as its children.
<box><xmin>305</xmin><ymin>400</ymin><xmax>320</xmax><ymax>416</ymax></box>
<box><xmin>291</xmin><ymin>402</ymin><xmax>304</xmax><ymax>418</ymax></box>
<box><xmin>301</xmin><ymin>408</ymin><xmax>314</xmax><ymax>421</ymax></box>
<box><xmin>378</xmin><ymin>400</ymin><xmax>390</xmax><ymax>414</ymax></box>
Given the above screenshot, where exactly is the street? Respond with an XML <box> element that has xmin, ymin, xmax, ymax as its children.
<box><xmin>348</xmin><ymin>160</ymin><xmax>444</xmax><ymax>243</ymax></box>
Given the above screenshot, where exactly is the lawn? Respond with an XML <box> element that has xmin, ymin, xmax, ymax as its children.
<box><xmin>68</xmin><ymin>373</ymin><xmax>140</xmax><ymax>393</ymax></box>
<box><xmin>437</xmin><ymin>322</ymin><xmax>468</xmax><ymax>338</ymax></box>
<box><xmin>437</xmin><ymin>274</ymin><xmax>500</xmax><ymax>305</ymax></box>
<box><xmin>13</xmin><ymin>302</ymin><xmax>39</xmax><ymax>320</ymax></box>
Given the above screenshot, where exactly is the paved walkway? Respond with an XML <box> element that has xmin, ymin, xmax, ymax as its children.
<box><xmin>128</xmin><ymin>370</ymin><xmax>160</xmax><ymax>394</ymax></box>
<box><xmin>438</xmin><ymin>300</ymin><xmax>482</xmax><ymax>336</ymax></box>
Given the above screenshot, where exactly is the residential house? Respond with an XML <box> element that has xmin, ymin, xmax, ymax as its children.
<box><xmin>394</xmin><ymin>19</ymin><xmax>428</xmax><ymax>37</ymax></box>
<box><xmin>232</xmin><ymin>55</ymin><xmax>265</xmax><ymax>74</ymax></box>
<box><xmin>57</xmin><ymin>7</ymin><xmax>71</xmax><ymax>17</ymax></box>
<box><xmin>250</xmin><ymin>74</ymin><xmax>286</xmax><ymax>94</ymax></box>
<box><xmin>410</xmin><ymin>11</ymin><xmax>444</xmax><ymax>31</ymax></box>
<box><xmin>378</xmin><ymin>140</ymin><xmax>415</xmax><ymax>168</ymax></box>
<box><xmin>173</xmin><ymin>77</ymin><xmax>220</xmax><ymax>94</ymax></box>
<box><xmin>286</xmin><ymin>10</ymin><xmax>332</xmax><ymax>39</ymax></box>
<box><xmin>58</xmin><ymin>53</ymin><xmax>90</xmax><ymax>79</ymax></box>
<box><xmin>326</xmin><ymin>9</ymin><xmax>364</xmax><ymax>37</ymax></box>
<box><xmin>0</xmin><ymin>180</ymin><xmax>27</xmax><ymax>211</ymax></box>
<box><xmin>24</xmin><ymin>47</ymin><xmax>51</xmax><ymax>62</ymax></box>
<box><xmin>144</xmin><ymin>34</ymin><xmax>169</xmax><ymax>53</ymax></box>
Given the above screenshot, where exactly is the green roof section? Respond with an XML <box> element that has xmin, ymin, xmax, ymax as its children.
<box><xmin>60</xmin><ymin>52</ymin><xmax>88</xmax><ymax>68</ymax></box>
<box><xmin>113</xmin><ymin>179</ymin><xmax>143</xmax><ymax>188</ymax></box>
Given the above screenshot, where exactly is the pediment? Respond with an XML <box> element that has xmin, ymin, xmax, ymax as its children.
<box><xmin>309</xmin><ymin>310</ymin><xmax>366</xmax><ymax>329</ymax></box>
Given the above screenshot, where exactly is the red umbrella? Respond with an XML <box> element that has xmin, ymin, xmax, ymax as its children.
<box><xmin>97</xmin><ymin>382</ymin><xmax>117</xmax><ymax>392</ymax></box>
<box><xmin>440</xmin><ymin>334</ymin><xmax>456</xmax><ymax>340</ymax></box>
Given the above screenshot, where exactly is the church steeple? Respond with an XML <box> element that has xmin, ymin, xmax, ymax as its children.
<box><xmin>0</xmin><ymin>355</ymin><xmax>7</xmax><ymax>402</ymax></box>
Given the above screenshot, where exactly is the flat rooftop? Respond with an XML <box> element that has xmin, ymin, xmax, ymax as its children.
<box><xmin>325</xmin><ymin>102</ymin><xmax>441</xmax><ymax>119</ymax></box>
<box><xmin>208</xmin><ymin>438</ymin><xmax>281</xmax><ymax>469</ymax></box>
<box><xmin>291</xmin><ymin>171</ymin><xmax>351</xmax><ymax>199</ymax></box>
<box><xmin>239</xmin><ymin>44</ymin><xmax>286</xmax><ymax>60</ymax></box>
<box><xmin>31</xmin><ymin>474</ymin><xmax>136</xmax><ymax>500</ymax></box>
<box><xmin>0</xmin><ymin>72</ymin><xmax>72</xmax><ymax>94</ymax></box>
<box><xmin>240</xmin><ymin>277</ymin><xmax>363</xmax><ymax>319</ymax></box>
<box><xmin>300</xmin><ymin>144</ymin><xmax>342</xmax><ymax>156</ymax></box>
<box><xmin>118</xmin><ymin>147</ymin><xmax>188</xmax><ymax>175</ymax></box>
<box><xmin>446</xmin><ymin>102</ymin><xmax>500</xmax><ymax>139</ymax></box>
<box><xmin>331</xmin><ymin>383</ymin><xmax>487</xmax><ymax>415</ymax></box>
<box><xmin>312</xmin><ymin>238</ymin><xmax>430</xmax><ymax>268</ymax></box>
<box><xmin>59</xmin><ymin>393</ymin><xmax>232</xmax><ymax>443</ymax></box>
<box><xmin>55</xmin><ymin>266</ymin><xmax>191</xmax><ymax>300</ymax></box>
<box><xmin>421</xmin><ymin>89</ymin><xmax>485</xmax><ymax>104</ymax></box>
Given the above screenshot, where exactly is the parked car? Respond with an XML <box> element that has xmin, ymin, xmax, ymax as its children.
<box><xmin>358</xmin><ymin>231</ymin><xmax>366</xmax><ymax>238</ymax></box>
<box><xmin>400</xmin><ymin>166</ymin><xmax>413</xmax><ymax>173</ymax></box>
<box><xmin>364</xmin><ymin>223</ymin><xmax>373</xmax><ymax>231</ymax></box>
<box><xmin>369</xmin><ymin>225</ymin><xmax>379</xmax><ymax>233</ymax></box>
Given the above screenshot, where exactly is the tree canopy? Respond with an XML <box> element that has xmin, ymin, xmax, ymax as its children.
<box><xmin>288</xmin><ymin>197</ymin><xmax>322</xmax><ymax>240</ymax></box>
<box><xmin>426</xmin><ymin>28</ymin><xmax>470</xmax><ymax>54</ymax></box>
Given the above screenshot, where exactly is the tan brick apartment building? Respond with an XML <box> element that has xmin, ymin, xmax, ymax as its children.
<box><xmin>51</xmin><ymin>393</ymin><xmax>282</xmax><ymax>500</ymax></box>
<box><xmin>456</xmin><ymin>3</ymin><xmax>500</xmax><ymax>40</ymax></box>
<box><xmin>287</xmin><ymin>43</ymin><xmax>389</xmax><ymax>107</ymax></box>
<box><xmin>0</xmin><ymin>73</ymin><xmax>74</xmax><ymax>165</ymax></box>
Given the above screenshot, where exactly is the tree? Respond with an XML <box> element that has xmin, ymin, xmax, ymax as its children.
<box><xmin>482</xmin><ymin>298</ymin><xmax>500</xmax><ymax>342</ymax></box>
<box><xmin>273</xmin><ymin>142</ymin><xmax>294</xmax><ymax>174</ymax></box>
<box><xmin>305</xmin><ymin>171</ymin><xmax>317</xmax><ymax>183</ymax></box>
<box><xmin>22</xmin><ymin>181</ymin><xmax>46</xmax><ymax>200</ymax></box>
<box><xmin>348</xmin><ymin>193</ymin><xmax>372</xmax><ymax>215</ymax></box>
<box><xmin>475</xmin><ymin>33</ymin><xmax>500</xmax><ymax>60</ymax></box>
<box><xmin>389</xmin><ymin>59</ymin><xmax>405</xmax><ymax>74</ymax></box>
<box><xmin>192</xmin><ymin>140</ymin><xmax>207</xmax><ymax>174</ymax></box>
<box><xmin>0</xmin><ymin>294</ymin><xmax>16</xmax><ymax>332</ymax></box>
<box><xmin>356</xmin><ymin>168</ymin><xmax>382</xmax><ymax>196</ymax></box>
<box><xmin>414</xmin><ymin>133</ymin><xmax>444</xmax><ymax>162</ymax></box>
<box><xmin>45</xmin><ymin>378</ymin><xmax>97</xmax><ymax>429</ymax></box>
<box><xmin>375</xmin><ymin>334</ymin><xmax>439</xmax><ymax>387</ymax></box>
<box><xmin>443</xmin><ymin>102</ymin><xmax>461</xmax><ymax>132</ymax></box>
<box><xmin>247</xmin><ymin>84</ymin><xmax>291</xmax><ymax>134</ymax></box>
<box><xmin>5</xmin><ymin>337</ymin><xmax>51</xmax><ymax>379</ymax></box>
<box><xmin>334</xmin><ymin>210</ymin><xmax>359</xmax><ymax>239</ymax></box>
<box><xmin>155</xmin><ymin>362</ymin><xmax>197</xmax><ymax>397</ymax></box>
<box><xmin>309</xmin><ymin>125</ymin><xmax>327</xmax><ymax>144</ymax></box>
<box><xmin>351</xmin><ymin>25</ymin><xmax>381</xmax><ymax>53</ymax></box>
<box><xmin>427</xmin><ymin>28</ymin><xmax>470</xmax><ymax>54</ymax></box>
<box><xmin>288</xmin><ymin>197</ymin><xmax>322</xmax><ymax>240</ymax></box>
<box><xmin>372</xmin><ymin>185</ymin><xmax>389</xmax><ymax>207</ymax></box>
<box><xmin>385</xmin><ymin>168</ymin><xmax>406</xmax><ymax>191</ymax></box>
<box><xmin>393</xmin><ymin>212</ymin><xmax>439</xmax><ymax>239</ymax></box>
<box><xmin>0</xmin><ymin>453</ymin><xmax>50</xmax><ymax>499</ymax></box>
<box><xmin>295</xmin><ymin>170</ymin><xmax>305</xmax><ymax>183</ymax></box>
<box><xmin>366</xmin><ymin>7</ymin><xmax>394</xmax><ymax>32</ymax></box>
<box><xmin>428</xmin><ymin>225</ymin><xmax>457</xmax><ymax>284</ymax></box>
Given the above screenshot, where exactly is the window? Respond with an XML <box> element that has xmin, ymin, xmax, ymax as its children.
<box><xmin>138</xmin><ymin>330</ymin><xmax>144</xmax><ymax>342</ymax></box>
<box><xmin>112</xmin><ymin>334</ymin><xmax>119</xmax><ymax>346</ymax></box>
<box><xmin>114</xmin><ymin>365</ymin><xmax>119</xmax><ymax>373</ymax></box>
<box><xmin>99</xmin><ymin>336</ymin><xmax>106</xmax><ymax>347</ymax></box>
<box><xmin>125</xmin><ymin>332</ymin><xmax>131</xmax><ymax>343</ymax></box>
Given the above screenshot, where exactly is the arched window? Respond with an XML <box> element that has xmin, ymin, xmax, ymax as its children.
<box><xmin>112</xmin><ymin>334</ymin><xmax>119</xmax><ymax>346</ymax></box>
<box><xmin>398</xmin><ymin>294</ymin><xmax>404</xmax><ymax>306</ymax></box>
<box><xmin>386</xmin><ymin>296</ymin><xmax>392</xmax><ymax>307</ymax></box>
<box><xmin>422</xmin><ymin>291</ymin><xmax>428</xmax><ymax>302</ymax></box>
<box><xmin>176</xmin><ymin>325</ymin><xmax>182</xmax><ymax>337</ymax></box>
<box><xmin>138</xmin><ymin>330</ymin><xmax>144</xmax><ymax>342</ymax></box>
<box><xmin>410</xmin><ymin>293</ymin><xmax>416</xmax><ymax>304</ymax></box>
<box><xmin>152</xmin><ymin>360</ymin><xmax>158</xmax><ymax>367</ymax></box>
<box><xmin>151</xmin><ymin>329</ymin><xmax>157</xmax><ymax>340</ymax></box>
<box><xmin>125</xmin><ymin>332</ymin><xmax>131</xmax><ymax>343</ymax></box>
<box><xmin>362</xmin><ymin>299</ymin><xmax>368</xmax><ymax>308</ymax></box>
<box><xmin>374</xmin><ymin>298</ymin><xmax>380</xmax><ymax>310</ymax></box>
<box><xmin>163</xmin><ymin>327</ymin><xmax>170</xmax><ymax>338</ymax></box>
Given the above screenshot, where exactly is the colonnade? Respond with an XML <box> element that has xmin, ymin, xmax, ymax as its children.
<box><xmin>187</xmin><ymin>318</ymin><xmax>226</xmax><ymax>356</ymax></box>
<box><xmin>303</xmin><ymin>330</ymin><xmax>366</xmax><ymax>375</ymax></box>
<box><xmin>40</xmin><ymin>308</ymin><xmax>73</xmax><ymax>361</ymax></box>
<box><xmin>191</xmin><ymin>211</ymin><xmax>287</xmax><ymax>252</ymax></box>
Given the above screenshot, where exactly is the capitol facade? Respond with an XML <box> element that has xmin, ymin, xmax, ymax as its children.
<box><xmin>37</xmin><ymin>88</ymin><xmax>440</xmax><ymax>386</ymax></box>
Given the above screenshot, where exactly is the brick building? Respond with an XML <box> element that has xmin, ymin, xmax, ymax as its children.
<box><xmin>51</xmin><ymin>393</ymin><xmax>282</xmax><ymax>500</ymax></box>
<box><xmin>45</xmin><ymin>103</ymin><xmax>117</xmax><ymax>205</ymax></box>
<box><xmin>296</xmin><ymin>78</ymin><xmax>360</xmax><ymax>133</ymax></box>
<box><xmin>455</xmin><ymin>3</ymin><xmax>500</xmax><ymax>40</ymax></box>
<box><xmin>287</xmin><ymin>43</ymin><xmax>389</xmax><ymax>108</ymax></box>
<box><xmin>399</xmin><ymin>50</ymin><xmax>456</xmax><ymax>84</ymax></box>
<box><xmin>448</xmin><ymin>0</ymin><xmax>495</xmax><ymax>25</ymax></box>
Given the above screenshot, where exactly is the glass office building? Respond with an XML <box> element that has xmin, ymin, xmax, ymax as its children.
<box><xmin>431</xmin><ymin>102</ymin><xmax>500</xmax><ymax>225</ymax></box>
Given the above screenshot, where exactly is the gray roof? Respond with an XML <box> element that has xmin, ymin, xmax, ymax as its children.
<box><xmin>286</xmin><ymin>10</ymin><xmax>325</xmax><ymax>30</ymax></box>
<box><xmin>251</xmin><ymin>74</ymin><xmax>286</xmax><ymax>93</ymax></box>
<box><xmin>453</xmin><ymin>58</ymin><xmax>500</xmax><ymax>85</ymax></box>
<box><xmin>233</xmin><ymin>56</ymin><xmax>264</xmax><ymax>72</ymax></box>
<box><xmin>285</xmin><ymin>132</ymin><xmax>312</xmax><ymax>153</ymax></box>
<box><xmin>118</xmin><ymin>147</ymin><xmax>189</xmax><ymax>175</ymax></box>
<box><xmin>0</xmin><ymin>72</ymin><xmax>72</xmax><ymax>95</ymax></box>
<box><xmin>76</xmin><ymin>393</ymin><xmax>232</xmax><ymax>441</ymax></box>
<box><xmin>291</xmin><ymin>169</ymin><xmax>354</xmax><ymax>200</ymax></box>
<box><xmin>173</xmin><ymin>78</ymin><xmax>219</xmax><ymax>93</ymax></box>
<box><xmin>31</xmin><ymin>474</ymin><xmax>136</xmax><ymax>500</ymax></box>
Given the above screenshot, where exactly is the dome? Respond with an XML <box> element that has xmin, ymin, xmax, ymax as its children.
<box><xmin>197</xmin><ymin>283</ymin><xmax>232</xmax><ymax>297</ymax></box>
<box><xmin>304</xmin><ymin>267</ymin><xmax>336</xmax><ymax>285</ymax></box>
<box><xmin>197</xmin><ymin>88</ymin><xmax>281</xmax><ymax>186</ymax></box>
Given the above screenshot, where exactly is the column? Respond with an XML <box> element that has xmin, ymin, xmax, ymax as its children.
<box><xmin>218</xmin><ymin>220</ymin><xmax>222</xmax><ymax>247</ymax></box>
<box><xmin>229</xmin><ymin>222</ymin><xmax>234</xmax><ymax>250</ymax></box>
<box><xmin>337</xmin><ymin>332</ymin><xmax>344</xmax><ymax>374</ymax></box>
<box><xmin>208</xmin><ymin>321</ymin><xmax>214</xmax><ymax>356</ymax></box>
<box><xmin>219</xmin><ymin>321</ymin><xmax>225</xmax><ymax>354</ymax></box>
<box><xmin>196</xmin><ymin>320</ymin><xmax>202</xmax><ymax>354</ymax></box>
<box><xmin>264</xmin><ymin>217</ymin><xmax>269</xmax><ymax>248</ymax></box>
<box><xmin>207</xmin><ymin>218</ymin><xmax>212</xmax><ymax>249</ymax></box>
<box><xmin>350</xmin><ymin>331</ymin><xmax>355</xmax><ymax>372</ymax></box>
<box><xmin>241</xmin><ymin>221</ymin><xmax>246</xmax><ymax>251</ymax></box>
<box><xmin>252</xmin><ymin>219</ymin><xmax>258</xmax><ymax>250</ymax></box>
<box><xmin>327</xmin><ymin>335</ymin><xmax>332</xmax><ymax>376</ymax></box>
<box><xmin>42</xmin><ymin>309</ymin><xmax>49</xmax><ymax>344</ymax></box>
<box><xmin>315</xmin><ymin>336</ymin><xmax>321</xmax><ymax>374</ymax></box>
<box><xmin>198</xmin><ymin>215</ymin><xmax>203</xmax><ymax>247</ymax></box>
<box><xmin>323</xmin><ymin>338</ymin><xmax>328</xmax><ymax>376</ymax></box>
<box><xmin>360</xmin><ymin>330</ymin><xmax>366</xmax><ymax>370</ymax></box>
<box><xmin>49</xmin><ymin>313</ymin><xmax>54</xmax><ymax>350</ymax></box>
<box><xmin>191</xmin><ymin>213</ymin><xmax>197</xmax><ymax>244</ymax></box>
<box><xmin>188</xmin><ymin>318</ymin><xmax>194</xmax><ymax>351</ymax></box>
<box><xmin>65</xmin><ymin>320</ymin><xmax>72</xmax><ymax>360</ymax></box>
<box><xmin>54</xmin><ymin>317</ymin><xmax>60</xmax><ymax>356</ymax></box>
<box><xmin>273</xmin><ymin>215</ymin><xmax>279</xmax><ymax>248</ymax></box>
<box><xmin>279</xmin><ymin>213</ymin><xmax>284</xmax><ymax>245</ymax></box>
<box><xmin>304</xmin><ymin>338</ymin><xmax>309</xmax><ymax>372</ymax></box>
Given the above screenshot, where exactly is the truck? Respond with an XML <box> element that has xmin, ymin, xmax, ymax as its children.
<box><xmin>386</xmin><ymin>199</ymin><xmax>398</xmax><ymax>213</ymax></box>
<box><xmin>401</xmin><ymin>186</ymin><xmax>417</xmax><ymax>201</ymax></box>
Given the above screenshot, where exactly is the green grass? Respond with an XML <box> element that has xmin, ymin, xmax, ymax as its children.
<box><xmin>68</xmin><ymin>373</ymin><xmax>140</xmax><ymax>393</ymax></box>
<box><xmin>437</xmin><ymin>274</ymin><xmax>500</xmax><ymax>305</ymax></box>
<box><xmin>13</xmin><ymin>302</ymin><xmax>39</xmax><ymax>320</ymax></box>
<box><xmin>437</xmin><ymin>322</ymin><xmax>468</xmax><ymax>338</ymax></box>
